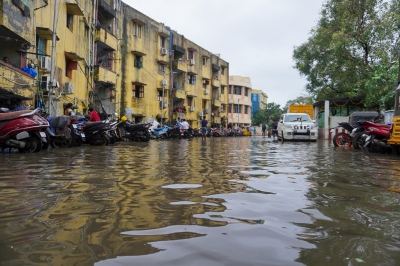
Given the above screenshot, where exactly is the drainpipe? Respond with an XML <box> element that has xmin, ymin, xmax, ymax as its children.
<box><xmin>49</xmin><ymin>0</ymin><xmax>60</xmax><ymax>116</ymax></box>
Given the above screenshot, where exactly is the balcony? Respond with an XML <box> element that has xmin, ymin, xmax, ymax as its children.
<box><xmin>174</xmin><ymin>89</ymin><xmax>186</xmax><ymax>99</ymax></box>
<box><xmin>94</xmin><ymin>66</ymin><xmax>116</xmax><ymax>85</ymax></box>
<box><xmin>98</xmin><ymin>0</ymin><xmax>116</xmax><ymax>19</ymax></box>
<box><xmin>212</xmin><ymin>116</ymin><xmax>221</xmax><ymax>124</ymax></box>
<box><xmin>212</xmin><ymin>78</ymin><xmax>220</xmax><ymax>88</ymax></box>
<box><xmin>212</xmin><ymin>64</ymin><xmax>220</xmax><ymax>72</ymax></box>
<box><xmin>173</xmin><ymin>45</ymin><xmax>185</xmax><ymax>58</ymax></box>
<box><xmin>172</xmin><ymin>60</ymin><xmax>187</xmax><ymax>72</ymax></box>
<box><xmin>173</xmin><ymin>112</ymin><xmax>185</xmax><ymax>120</ymax></box>
<box><xmin>95</xmin><ymin>28</ymin><xmax>117</xmax><ymax>51</ymax></box>
<box><xmin>212</xmin><ymin>99</ymin><xmax>221</xmax><ymax>107</ymax></box>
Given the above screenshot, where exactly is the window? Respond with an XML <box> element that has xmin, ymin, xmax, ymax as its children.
<box><xmin>65</xmin><ymin>59</ymin><xmax>77</xmax><ymax>79</ymax></box>
<box><xmin>161</xmin><ymin>37</ymin><xmax>166</xmax><ymax>48</ymax></box>
<box><xmin>187</xmin><ymin>97</ymin><xmax>193</xmax><ymax>106</ymax></box>
<box><xmin>158</xmin><ymin>64</ymin><xmax>165</xmax><ymax>72</ymax></box>
<box><xmin>188</xmin><ymin>50</ymin><xmax>194</xmax><ymax>60</ymax></box>
<box><xmin>133</xmin><ymin>23</ymin><xmax>142</xmax><ymax>37</ymax></box>
<box><xmin>245</xmin><ymin>88</ymin><xmax>249</xmax><ymax>96</ymax></box>
<box><xmin>221</xmin><ymin>87</ymin><xmax>225</xmax><ymax>94</ymax></box>
<box><xmin>202</xmin><ymin>79</ymin><xmax>209</xmax><ymax>89</ymax></box>
<box><xmin>157</xmin><ymin>90</ymin><xmax>164</xmax><ymax>101</ymax></box>
<box><xmin>134</xmin><ymin>55</ymin><xmax>143</xmax><ymax>68</ymax></box>
<box><xmin>234</xmin><ymin>86</ymin><xmax>241</xmax><ymax>95</ymax></box>
<box><xmin>245</xmin><ymin>106</ymin><xmax>248</xmax><ymax>114</ymax></box>
<box><xmin>133</xmin><ymin>85</ymin><xmax>144</xmax><ymax>98</ymax></box>
<box><xmin>228</xmin><ymin>104</ymin><xmax>232</xmax><ymax>113</ymax></box>
<box><xmin>221</xmin><ymin>67</ymin><xmax>225</xmax><ymax>75</ymax></box>
<box><xmin>36</xmin><ymin>36</ymin><xmax>46</xmax><ymax>62</ymax></box>
<box><xmin>202</xmin><ymin>57</ymin><xmax>207</xmax><ymax>66</ymax></box>
<box><xmin>67</xmin><ymin>13</ymin><xmax>73</xmax><ymax>30</ymax></box>
<box><xmin>234</xmin><ymin>104</ymin><xmax>241</xmax><ymax>114</ymax></box>
<box><xmin>188</xmin><ymin>75</ymin><xmax>196</xmax><ymax>85</ymax></box>
<box><xmin>229</xmin><ymin>86</ymin><xmax>232</xmax><ymax>94</ymax></box>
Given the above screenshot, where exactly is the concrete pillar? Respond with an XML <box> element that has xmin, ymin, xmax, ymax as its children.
<box><xmin>324</xmin><ymin>100</ymin><xmax>330</xmax><ymax>139</ymax></box>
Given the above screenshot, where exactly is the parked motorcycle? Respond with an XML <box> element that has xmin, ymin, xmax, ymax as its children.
<box><xmin>117</xmin><ymin>118</ymin><xmax>151</xmax><ymax>142</ymax></box>
<box><xmin>331</xmin><ymin>122</ymin><xmax>355</xmax><ymax>147</ymax></box>
<box><xmin>0</xmin><ymin>108</ymin><xmax>49</xmax><ymax>153</ymax></box>
<box><xmin>83</xmin><ymin>121</ymin><xmax>111</xmax><ymax>145</ymax></box>
<box><xmin>353</xmin><ymin>120</ymin><xmax>391</xmax><ymax>153</ymax></box>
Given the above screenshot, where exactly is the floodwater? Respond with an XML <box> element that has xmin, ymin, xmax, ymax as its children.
<box><xmin>1</xmin><ymin>138</ymin><xmax>400</xmax><ymax>266</ymax></box>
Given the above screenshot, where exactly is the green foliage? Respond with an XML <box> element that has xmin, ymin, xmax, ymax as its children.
<box><xmin>252</xmin><ymin>102</ymin><xmax>283</xmax><ymax>125</ymax></box>
<box><xmin>293</xmin><ymin>0</ymin><xmax>400</xmax><ymax>109</ymax></box>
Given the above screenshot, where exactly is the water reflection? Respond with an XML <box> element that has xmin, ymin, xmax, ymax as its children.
<box><xmin>0</xmin><ymin>138</ymin><xmax>399</xmax><ymax>265</ymax></box>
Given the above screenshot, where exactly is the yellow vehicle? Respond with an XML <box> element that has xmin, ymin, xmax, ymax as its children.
<box><xmin>388</xmin><ymin>85</ymin><xmax>400</xmax><ymax>148</ymax></box>
<box><xmin>289</xmin><ymin>105</ymin><xmax>314</xmax><ymax>120</ymax></box>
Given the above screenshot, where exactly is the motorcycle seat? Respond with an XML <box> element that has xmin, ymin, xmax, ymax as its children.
<box><xmin>0</xmin><ymin>110</ymin><xmax>33</xmax><ymax>121</ymax></box>
<box><xmin>84</xmin><ymin>121</ymin><xmax>105</xmax><ymax>129</ymax></box>
<box><xmin>153</xmin><ymin>127</ymin><xmax>164</xmax><ymax>132</ymax></box>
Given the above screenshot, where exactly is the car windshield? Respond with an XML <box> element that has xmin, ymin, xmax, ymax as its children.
<box><xmin>284</xmin><ymin>114</ymin><xmax>311</xmax><ymax>122</ymax></box>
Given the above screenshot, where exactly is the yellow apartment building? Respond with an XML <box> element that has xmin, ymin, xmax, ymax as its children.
<box><xmin>0</xmin><ymin>1</ymin><xmax>229</xmax><ymax>125</ymax></box>
<box><xmin>121</xmin><ymin>5</ymin><xmax>229</xmax><ymax>127</ymax></box>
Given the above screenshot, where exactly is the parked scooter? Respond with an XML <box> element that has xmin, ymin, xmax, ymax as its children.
<box><xmin>44</xmin><ymin>115</ymin><xmax>75</xmax><ymax>148</ymax></box>
<box><xmin>0</xmin><ymin>108</ymin><xmax>49</xmax><ymax>153</ymax></box>
<box><xmin>150</xmin><ymin>125</ymin><xmax>170</xmax><ymax>139</ymax></box>
<box><xmin>355</xmin><ymin>120</ymin><xmax>391</xmax><ymax>153</ymax></box>
<box><xmin>116</xmin><ymin>116</ymin><xmax>151</xmax><ymax>142</ymax></box>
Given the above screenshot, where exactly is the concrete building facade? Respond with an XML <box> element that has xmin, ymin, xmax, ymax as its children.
<box><xmin>0</xmin><ymin>0</ymin><xmax>229</xmax><ymax>127</ymax></box>
<box><xmin>228</xmin><ymin>76</ymin><xmax>252</xmax><ymax>127</ymax></box>
<box><xmin>251</xmin><ymin>89</ymin><xmax>268</xmax><ymax>117</ymax></box>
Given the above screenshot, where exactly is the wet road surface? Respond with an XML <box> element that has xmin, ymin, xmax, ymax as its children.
<box><xmin>0</xmin><ymin>138</ymin><xmax>400</xmax><ymax>266</ymax></box>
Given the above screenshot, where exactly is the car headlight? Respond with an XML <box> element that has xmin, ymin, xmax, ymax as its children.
<box><xmin>310</xmin><ymin>124</ymin><xmax>316</xmax><ymax>129</ymax></box>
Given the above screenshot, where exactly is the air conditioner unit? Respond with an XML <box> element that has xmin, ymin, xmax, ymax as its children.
<box><xmin>189</xmin><ymin>59</ymin><xmax>195</xmax><ymax>66</ymax></box>
<box><xmin>160</xmin><ymin>47</ymin><xmax>167</xmax><ymax>55</ymax></box>
<box><xmin>40</xmin><ymin>56</ymin><xmax>51</xmax><ymax>71</ymax></box>
<box><xmin>203</xmin><ymin>80</ymin><xmax>206</xmax><ymax>84</ymax></box>
<box><xmin>204</xmin><ymin>109</ymin><xmax>210</xmax><ymax>114</ymax></box>
<box><xmin>204</xmin><ymin>89</ymin><xmax>209</xmax><ymax>95</ymax></box>
<box><xmin>40</xmin><ymin>76</ymin><xmax>50</xmax><ymax>91</ymax></box>
<box><xmin>62</xmin><ymin>82</ymin><xmax>74</xmax><ymax>94</ymax></box>
<box><xmin>161</xmin><ymin>79</ymin><xmax>167</xmax><ymax>86</ymax></box>
<box><xmin>190</xmin><ymin>106</ymin><xmax>195</xmax><ymax>112</ymax></box>
<box><xmin>198</xmin><ymin>111</ymin><xmax>203</xmax><ymax>117</ymax></box>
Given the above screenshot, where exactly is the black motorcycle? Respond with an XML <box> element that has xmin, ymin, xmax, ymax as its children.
<box><xmin>117</xmin><ymin>121</ymin><xmax>151</xmax><ymax>142</ymax></box>
<box><xmin>83</xmin><ymin>121</ymin><xmax>111</xmax><ymax>145</ymax></box>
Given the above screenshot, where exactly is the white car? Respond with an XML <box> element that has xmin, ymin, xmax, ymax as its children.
<box><xmin>277</xmin><ymin>113</ymin><xmax>318</xmax><ymax>141</ymax></box>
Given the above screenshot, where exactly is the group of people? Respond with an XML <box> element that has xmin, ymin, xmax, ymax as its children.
<box><xmin>173</xmin><ymin>106</ymin><xmax>187</xmax><ymax>113</ymax></box>
<box><xmin>261</xmin><ymin>120</ymin><xmax>278</xmax><ymax>140</ymax></box>
<box><xmin>65</xmin><ymin>103</ymin><xmax>101</xmax><ymax>122</ymax></box>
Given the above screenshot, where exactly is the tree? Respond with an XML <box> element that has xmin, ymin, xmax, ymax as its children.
<box><xmin>293</xmin><ymin>0</ymin><xmax>400</xmax><ymax>109</ymax></box>
<box><xmin>266</xmin><ymin>102</ymin><xmax>282</xmax><ymax>125</ymax></box>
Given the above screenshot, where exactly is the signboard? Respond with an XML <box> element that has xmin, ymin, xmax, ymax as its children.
<box><xmin>125</xmin><ymin>108</ymin><xmax>132</xmax><ymax>116</ymax></box>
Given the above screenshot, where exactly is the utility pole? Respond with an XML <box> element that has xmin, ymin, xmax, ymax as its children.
<box><xmin>49</xmin><ymin>0</ymin><xmax>60</xmax><ymax>116</ymax></box>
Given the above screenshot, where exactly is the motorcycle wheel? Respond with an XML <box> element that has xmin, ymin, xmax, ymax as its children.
<box><xmin>332</xmin><ymin>133</ymin><xmax>351</xmax><ymax>147</ymax></box>
<box><xmin>109</xmin><ymin>133</ymin><xmax>116</xmax><ymax>144</ymax></box>
<box><xmin>18</xmin><ymin>135</ymin><xmax>42</xmax><ymax>153</ymax></box>
<box><xmin>50</xmin><ymin>130</ymin><xmax>75</xmax><ymax>148</ymax></box>
<box><xmin>141</xmin><ymin>131</ymin><xmax>150</xmax><ymax>142</ymax></box>
<box><xmin>352</xmin><ymin>132</ymin><xmax>364</xmax><ymax>150</ymax></box>
<box><xmin>42</xmin><ymin>131</ymin><xmax>51</xmax><ymax>151</ymax></box>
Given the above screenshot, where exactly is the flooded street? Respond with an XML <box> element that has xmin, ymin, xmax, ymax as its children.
<box><xmin>1</xmin><ymin>138</ymin><xmax>400</xmax><ymax>266</ymax></box>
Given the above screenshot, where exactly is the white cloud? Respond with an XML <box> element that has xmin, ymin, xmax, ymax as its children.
<box><xmin>123</xmin><ymin>0</ymin><xmax>324</xmax><ymax>106</ymax></box>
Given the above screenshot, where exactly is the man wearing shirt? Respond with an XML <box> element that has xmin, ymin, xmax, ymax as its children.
<box><xmin>89</xmin><ymin>107</ymin><xmax>101</xmax><ymax>122</ymax></box>
<box><xmin>180</xmin><ymin>119</ymin><xmax>189</xmax><ymax>130</ymax></box>
<box><xmin>201</xmin><ymin>116</ymin><xmax>208</xmax><ymax>140</ymax></box>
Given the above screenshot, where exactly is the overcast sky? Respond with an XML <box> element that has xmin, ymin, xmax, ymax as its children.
<box><xmin>123</xmin><ymin>0</ymin><xmax>325</xmax><ymax>107</ymax></box>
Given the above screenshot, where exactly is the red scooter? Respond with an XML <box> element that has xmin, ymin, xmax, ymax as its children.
<box><xmin>0</xmin><ymin>109</ymin><xmax>49</xmax><ymax>153</ymax></box>
<box><xmin>359</xmin><ymin>120</ymin><xmax>391</xmax><ymax>153</ymax></box>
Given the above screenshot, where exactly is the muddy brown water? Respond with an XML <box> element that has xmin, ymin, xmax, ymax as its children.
<box><xmin>0</xmin><ymin>138</ymin><xmax>400</xmax><ymax>266</ymax></box>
